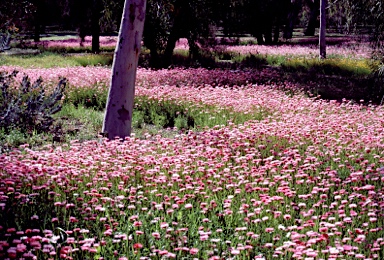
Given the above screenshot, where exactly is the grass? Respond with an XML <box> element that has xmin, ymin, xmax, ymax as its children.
<box><xmin>229</xmin><ymin>52</ymin><xmax>375</xmax><ymax>77</ymax></box>
<box><xmin>36</xmin><ymin>45</ymin><xmax>116</xmax><ymax>54</ymax></box>
<box><xmin>280</xmin><ymin>57</ymin><xmax>374</xmax><ymax>76</ymax></box>
<box><xmin>0</xmin><ymin>52</ymin><xmax>114</xmax><ymax>68</ymax></box>
<box><xmin>55</xmin><ymin>104</ymin><xmax>105</xmax><ymax>141</ymax></box>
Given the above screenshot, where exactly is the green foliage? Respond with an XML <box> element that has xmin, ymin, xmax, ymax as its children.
<box><xmin>133</xmin><ymin>97</ymin><xmax>195</xmax><ymax>129</ymax></box>
<box><xmin>64</xmin><ymin>85</ymin><xmax>108</xmax><ymax>111</ymax></box>
<box><xmin>133</xmin><ymin>96</ymin><xmax>268</xmax><ymax>131</ymax></box>
<box><xmin>0</xmin><ymin>71</ymin><xmax>66</xmax><ymax>134</ymax></box>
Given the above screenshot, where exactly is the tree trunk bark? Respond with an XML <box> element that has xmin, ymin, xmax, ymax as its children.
<box><xmin>102</xmin><ymin>0</ymin><xmax>146</xmax><ymax>139</ymax></box>
<box><xmin>319</xmin><ymin>0</ymin><xmax>327</xmax><ymax>59</ymax></box>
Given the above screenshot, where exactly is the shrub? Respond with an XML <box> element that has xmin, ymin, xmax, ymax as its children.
<box><xmin>0</xmin><ymin>70</ymin><xmax>66</xmax><ymax>135</ymax></box>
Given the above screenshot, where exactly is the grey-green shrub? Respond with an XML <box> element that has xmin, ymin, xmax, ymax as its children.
<box><xmin>0</xmin><ymin>70</ymin><xmax>66</xmax><ymax>134</ymax></box>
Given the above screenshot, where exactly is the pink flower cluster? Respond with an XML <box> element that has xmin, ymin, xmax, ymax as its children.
<box><xmin>225</xmin><ymin>43</ymin><xmax>372</xmax><ymax>59</ymax></box>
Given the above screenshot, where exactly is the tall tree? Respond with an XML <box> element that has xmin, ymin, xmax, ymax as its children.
<box><xmin>102</xmin><ymin>0</ymin><xmax>146</xmax><ymax>139</ymax></box>
<box><xmin>319</xmin><ymin>0</ymin><xmax>326</xmax><ymax>59</ymax></box>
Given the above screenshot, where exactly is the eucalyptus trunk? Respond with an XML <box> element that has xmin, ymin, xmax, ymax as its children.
<box><xmin>102</xmin><ymin>0</ymin><xmax>146</xmax><ymax>139</ymax></box>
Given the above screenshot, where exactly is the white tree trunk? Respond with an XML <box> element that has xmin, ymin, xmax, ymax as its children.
<box><xmin>319</xmin><ymin>0</ymin><xmax>327</xmax><ymax>59</ymax></box>
<box><xmin>102</xmin><ymin>0</ymin><xmax>146</xmax><ymax>139</ymax></box>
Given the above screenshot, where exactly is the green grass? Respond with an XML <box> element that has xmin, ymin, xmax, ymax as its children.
<box><xmin>280</xmin><ymin>57</ymin><xmax>374</xmax><ymax>76</ymax></box>
<box><xmin>0</xmin><ymin>41</ymin><xmax>379</xmax><ymax>151</ymax></box>
<box><xmin>0</xmin><ymin>52</ymin><xmax>114</xmax><ymax>68</ymax></box>
<box><xmin>55</xmin><ymin>104</ymin><xmax>105</xmax><ymax>141</ymax></box>
<box><xmin>230</xmin><ymin>52</ymin><xmax>375</xmax><ymax>77</ymax></box>
<box><xmin>39</xmin><ymin>35</ymin><xmax>78</xmax><ymax>41</ymax></box>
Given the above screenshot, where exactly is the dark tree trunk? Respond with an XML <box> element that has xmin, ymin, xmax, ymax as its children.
<box><xmin>319</xmin><ymin>0</ymin><xmax>327</xmax><ymax>59</ymax></box>
<box><xmin>304</xmin><ymin>0</ymin><xmax>319</xmax><ymax>36</ymax></box>
<box><xmin>34</xmin><ymin>23</ymin><xmax>40</xmax><ymax>42</ymax></box>
<box><xmin>33</xmin><ymin>0</ymin><xmax>43</xmax><ymax>42</ymax></box>
<box><xmin>264</xmin><ymin>23</ymin><xmax>273</xmax><ymax>45</ymax></box>
<box><xmin>283</xmin><ymin>0</ymin><xmax>302</xmax><ymax>39</ymax></box>
<box><xmin>91</xmin><ymin>0</ymin><xmax>102</xmax><ymax>53</ymax></box>
<box><xmin>144</xmin><ymin>34</ymin><xmax>160</xmax><ymax>67</ymax></box>
<box><xmin>79</xmin><ymin>26</ymin><xmax>87</xmax><ymax>46</ymax></box>
<box><xmin>142</xmin><ymin>27</ymin><xmax>160</xmax><ymax>67</ymax></box>
<box><xmin>187</xmin><ymin>36</ymin><xmax>199</xmax><ymax>60</ymax></box>
<box><xmin>273</xmin><ymin>25</ymin><xmax>280</xmax><ymax>43</ymax></box>
<box><xmin>163</xmin><ymin>32</ymin><xmax>180</xmax><ymax>67</ymax></box>
<box><xmin>75</xmin><ymin>0</ymin><xmax>89</xmax><ymax>46</ymax></box>
<box><xmin>163</xmin><ymin>1</ymin><xmax>189</xmax><ymax>67</ymax></box>
<box><xmin>149</xmin><ymin>47</ymin><xmax>160</xmax><ymax>67</ymax></box>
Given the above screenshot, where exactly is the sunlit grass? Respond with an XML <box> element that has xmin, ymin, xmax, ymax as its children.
<box><xmin>0</xmin><ymin>52</ymin><xmax>114</xmax><ymax>68</ymax></box>
<box><xmin>280</xmin><ymin>57</ymin><xmax>375</xmax><ymax>76</ymax></box>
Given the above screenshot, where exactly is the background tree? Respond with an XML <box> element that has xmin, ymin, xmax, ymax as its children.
<box><xmin>365</xmin><ymin>0</ymin><xmax>384</xmax><ymax>58</ymax></box>
<box><xmin>0</xmin><ymin>0</ymin><xmax>40</xmax><ymax>38</ymax></box>
<box><xmin>142</xmin><ymin>0</ymin><xmax>172</xmax><ymax>67</ymax></box>
<box><xmin>141</xmin><ymin>0</ymin><xmax>217</xmax><ymax>67</ymax></box>
<box><xmin>215</xmin><ymin>0</ymin><xmax>249</xmax><ymax>37</ymax></box>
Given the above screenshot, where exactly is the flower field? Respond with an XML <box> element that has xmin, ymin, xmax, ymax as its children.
<box><xmin>25</xmin><ymin>36</ymin><xmax>371</xmax><ymax>59</ymax></box>
<box><xmin>1</xmin><ymin>54</ymin><xmax>384</xmax><ymax>259</ymax></box>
